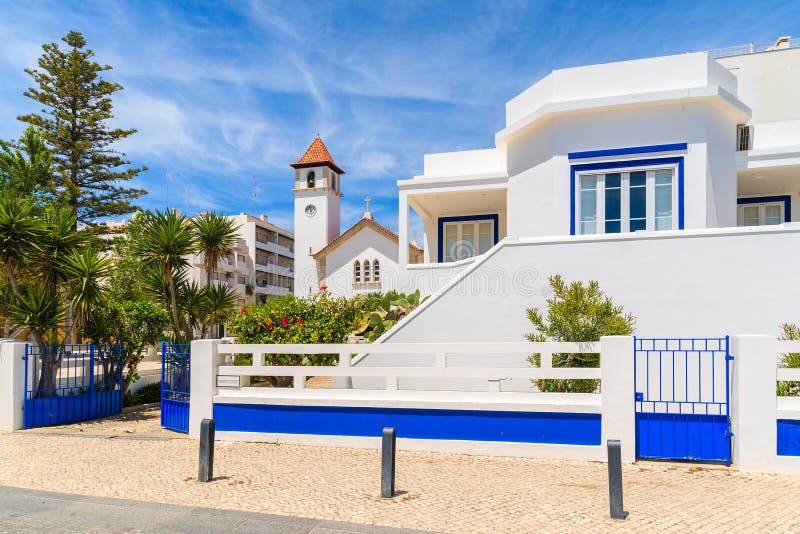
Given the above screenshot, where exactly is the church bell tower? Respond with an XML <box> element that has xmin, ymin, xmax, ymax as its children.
<box><xmin>291</xmin><ymin>135</ymin><xmax>344</xmax><ymax>295</ymax></box>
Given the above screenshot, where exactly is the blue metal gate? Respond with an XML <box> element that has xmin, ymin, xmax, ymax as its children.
<box><xmin>23</xmin><ymin>343</ymin><xmax>124</xmax><ymax>429</ymax></box>
<box><xmin>634</xmin><ymin>337</ymin><xmax>732</xmax><ymax>464</ymax></box>
<box><xmin>161</xmin><ymin>343</ymin><xmax>190</xmax><ymax>433</ymax></box>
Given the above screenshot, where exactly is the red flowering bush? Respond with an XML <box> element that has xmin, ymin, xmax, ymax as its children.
<box><xmin>227</xmin><ymin>293</ymin><xmax>362</xmax><ymax>367</ymax></box>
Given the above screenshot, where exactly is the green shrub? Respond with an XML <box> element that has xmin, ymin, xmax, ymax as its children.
<box><xmin>778</xmin><ymin>323</ymin><xmax>800</xmax><ymax>396</ymax></box>
<box><xmin>227</xmin><ymin>292</ymin><xmax>362</xmax><ymax>367</ymax></box>
<box><xmin>122</xmin><ymin>381</ymin><xmax>161</xmax><ymax>407</ymax></box>
<box><xmin>526</xmin><ymin>275</ymin><xmax>635</xmax><ymax>393</ymax></box>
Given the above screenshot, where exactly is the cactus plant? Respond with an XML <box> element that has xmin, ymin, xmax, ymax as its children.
<box><xmin>354</xmin><ymin>290</ymin><xmax>427</xmax><ymax>342</ymax></box>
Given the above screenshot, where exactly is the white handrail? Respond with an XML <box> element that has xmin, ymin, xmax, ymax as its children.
<box><xmin>216</xmin><ymin>341</ymin><xmax>599</xmax><ymax>355</ymax></box>
<box><xmin>214</xmin><ymin>341</ymin><xmax>602</xmax><ymax>391</ymax></box>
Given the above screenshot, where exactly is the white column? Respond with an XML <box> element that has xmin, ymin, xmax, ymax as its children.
<box><xmin>0</xmin><ymin>342</ymin><xmax>28</xmax><ymax>431</ymax></box>
<box><xmin>189</xmin><ymin>339</ymin><xmax>224</xmax><ymax>439</ymax></box>
<box><xmin>398</xmin><ymin>190</ymin><xmax>409</xmax><ymax>268</ymax></box>
<box><xmin>730</xmin><ymin>335</ymin><xmax>777</xmax><ymax>472</ymax></box>
<box><xmin>600</xmin><ymin>336</ymin><xmax>636</xmax><ymax>463</ymax></box>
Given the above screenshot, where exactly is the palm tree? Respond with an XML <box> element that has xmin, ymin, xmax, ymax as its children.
<box><xmin>61</xmin><ymin>247</ymin><xmax>112</xmax><ymax>341</ymax></box>
<box><xmin>200</xmin><ymin>283</ymin><xmax>238</xmax><ymax>338</ymax></box>
<box><xmin>135</xmin><ymin>210</ymin><xmax>195</xmax><ymax>339</ymax></box>
<box><xmin>0</xmin><ymin>193</ymin><xmax>46</xmax><ymax>296</ymax></box>
<box><xmin>192</xmin><ymin>212</ymin><xmax>239</xmax><ymax>287</ymax></box>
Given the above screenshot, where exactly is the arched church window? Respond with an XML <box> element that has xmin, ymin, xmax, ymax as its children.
<box><xmin>306</xmin><ymin>171</ymin><xmax>315</xmax><ymax>188</ymax></box>
<box><xmin>363</xmin><ymin>259</ymin><xmax>371</xmax><ymax>282</ymax></box>
<box><xmin>373</xmin><ymin>260</ymin><xmax>380</xmax><ymax>282</ymax></box>
<box><xmin>354</xmin><ymin>260</ymin><xmax>361</xmax><ymax>283</ymax></box>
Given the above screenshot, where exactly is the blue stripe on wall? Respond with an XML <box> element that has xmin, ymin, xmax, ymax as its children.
<box><xmin>213</xmin><ymin>403</ymin><xmax>602</xmax><ymax>446</ymax></box>
<box><xmin>568</xmin><ymin>143</ymin><xmax>688</xmax><ymax>160</ymax></box>
<box><xmin>777</xmin><ymin>419</ymin><xmax>800</xmax><ymax>456</ymax></box>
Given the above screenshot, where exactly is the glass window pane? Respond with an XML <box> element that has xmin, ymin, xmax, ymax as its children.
<box><xmin>580</xmin><ymin>175</ymin><xmax>597</xmax><ymax>235</ymax></box>
<box><xmin>765</xmin><ymin>205</ymin><xmax>782</xmax><ymax>225</ymax></box>
<box><xmin>445</xmin><ymin>225</ymin><xmax>458</xmax><ymax>261</ymax></box>
<box><xmin>654</xmin><ymin>217</ymin><xmax>672</xmax><ymax>231</ymax></box>
<box><xmin>741</xmin><ymin>206</ymin><xmax>760</xmax><ymax>226</ymax></box>
<box><xmin>630</xmin><ymin>171</ymin><xmax>646</xmax><ymax>187</ymax></box>
<box><xmin>461</xmin><ymin>224</ymin><xmax>475</xmax><ymax>259</ymax></box>
<box><xmin>630</xmin><ymin>184</ymin><xmax>646</xmax><ymax>220</ymax></box>
<box><xmin>630</xmin><ymin>219</ymin><xmax>647</xmax><ymax>232</ymax></box>
<box><xmin>605</xmin><ymin>173</ymin><xmax>621</xmax><ymax>234</ymax></box>
<box><xmin>478</xmin><ymin>222</ymin><xmax>492</xmax><ymax>254</ymax></box>
<box><xmin>655</xmin><ymin>169</ymin><xmax>672</xmax><ymax>185</ymax></box>
<box><xmin>654</xmin><ymin>170</ymin><xmax>673</xmax><ymax>231</ymax></box>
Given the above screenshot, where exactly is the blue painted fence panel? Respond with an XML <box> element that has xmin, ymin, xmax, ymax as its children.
<box><xmin>160</xmin><ymin>343</ymin><xmax>190</xmax><ymax>433</ymax></box>
<box><xmin>23</xmin><ymin>343</ymin><xmax>124</xmax><ymax>429</ymax></box>
<box><xmin>214</xmin><ymin>403</ymin><xmax>602</xmax><ymax>445</ymax></box>
<box><xmin>777</xmin><ymin>419</ymin><xmax>800</xmax><ymax>456</ymax></box>
<box><xmin>636</xmin><ymin>413</ymin><xmax>729</xmax><ymax>462</ymax></box>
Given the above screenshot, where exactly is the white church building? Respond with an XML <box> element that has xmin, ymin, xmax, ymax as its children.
<box><xmin>292</xmin><ymin>135</ymin><xmax>423</xmax><ymax>297</ymax></box>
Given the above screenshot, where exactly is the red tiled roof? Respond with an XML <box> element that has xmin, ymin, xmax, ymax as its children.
<box><xmin>312</xmin><ymin>217</ymin><xmax>424</xmax><ymax>259</ymax></box>
<box><xmin>290</xmin><ymin>135</ymin><xmax>345</xmax><ymax>174</ymax></box>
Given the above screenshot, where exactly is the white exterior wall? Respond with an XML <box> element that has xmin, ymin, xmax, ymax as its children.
<box><xmin>387</xmin><ymin>225</ymin><xmax>800</xmax><ymax>343</ymax></box>
<box><xmin>504</xmin><ymin>102</ymin><xmax>739</xmax><ymax>238</ymax></box>
<box><xmin>321</xmin><ymin>226</ymin><xmax>403</xmax><ymax>298</ymax></box>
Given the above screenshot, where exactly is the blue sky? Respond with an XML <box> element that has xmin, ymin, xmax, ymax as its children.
<box><xmin>0</xmin><ymin>1</ymin><xmax>798</xmax><ymax>234</ymax></box>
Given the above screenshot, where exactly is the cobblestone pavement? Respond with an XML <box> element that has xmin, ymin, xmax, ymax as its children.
<box><xmin>2</xmin><ymin>409</ymin><xmax>800</xmax><ymax>533</ymax></box>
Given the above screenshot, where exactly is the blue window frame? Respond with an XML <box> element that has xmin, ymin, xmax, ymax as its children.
<box><xmin>570</xmin><ymin>156</ymin><xmax>685</xmax><ymax>235</ymax></box>
<box><xmin>438</xmin><ymin>214</ymin><xmax>499</xmax><ymax>263</ymax></box>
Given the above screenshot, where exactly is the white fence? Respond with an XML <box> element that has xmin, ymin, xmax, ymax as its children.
<box><xmin>189</xmin><ymin>337</ymin><xmax>634</xmax><ymax>462</ymax></box>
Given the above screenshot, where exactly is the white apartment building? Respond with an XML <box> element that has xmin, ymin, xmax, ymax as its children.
<box><xmin>187</xmin><ymin>213</ymin><xmax>294</xmax><ymax>306</ymax></box>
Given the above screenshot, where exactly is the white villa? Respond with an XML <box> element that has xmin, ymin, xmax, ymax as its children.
<box><xmin>379</xmin><ymin>37</ymin><xmax>800</xmax><ymax>339</ymax></box>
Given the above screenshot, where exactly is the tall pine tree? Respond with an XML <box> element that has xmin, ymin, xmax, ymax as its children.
<box><xmin>18</xmin><ymin>31</ymin><xmax>146</xmax><ymax>225</ymax></box>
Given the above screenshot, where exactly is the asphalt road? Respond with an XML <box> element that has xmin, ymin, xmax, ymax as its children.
<box><xmin>0</xmin><ymin>486</ymin><xmax>431</xmax><ymax>534</ymax></box>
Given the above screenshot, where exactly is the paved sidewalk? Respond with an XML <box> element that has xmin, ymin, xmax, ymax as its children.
<box><xmin>0</xmin><ymin>486</ymin><xmax>429</xmax><ymax>534</ymax></box>
<box><xmin>3</xmin><ymin>408</ymin><xmax>800</xmax><ymax>532</ymax></box>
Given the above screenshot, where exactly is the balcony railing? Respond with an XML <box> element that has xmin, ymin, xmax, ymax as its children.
<box><xmin>708</xmin><ymin>37</ymin><xmax>799</xmax><ymax>58</ymax></box>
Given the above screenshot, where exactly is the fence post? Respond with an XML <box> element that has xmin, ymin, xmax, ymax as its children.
<box><xmin>600</xmin><ymin>336</ymin><xmax>635</xmax><ymax>462</ymax></box>
<box><xmin>88</xmin><ymin>343</ymin><xmax>95</xmax><ymax>417</ymax></box>
<box><xmin>730</xmin><ymin>335</ymin><xmax>777</xmax><ymax>471</ymax></box>
<box><xmin>381</xmin><ymin>427</ymin><xmax>397</xmax><ymax>498</ymax></box>
<box><xmin>607</xmin><ymin>439</ymin><xmax>628</xmax><ymax>520</ymax></box>
<box><xmin>189</xmin><ymin>339</ymin><xmax>223</xmax><ymax>439</ymax></box>
<box><xmin>198</xmin><ymin>418</ymin><xmax>215</xmax><ymax>482</ymax></box>
<box><xmin>0</xmin><ymin>342</ymin><xmax>27</xmax><ymax>431</ymax></box>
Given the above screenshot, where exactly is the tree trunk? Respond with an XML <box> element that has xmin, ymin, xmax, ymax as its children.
<box><xmin>5</xmin><ymin>259</ymin><xmax>20</xmax><ymax>298</ymax></box>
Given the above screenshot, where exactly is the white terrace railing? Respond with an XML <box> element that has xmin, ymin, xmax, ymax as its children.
<box><xmin>214</xmin><ymin>342</ymin><xmax>601</xmax><ymax>392</ymax></box>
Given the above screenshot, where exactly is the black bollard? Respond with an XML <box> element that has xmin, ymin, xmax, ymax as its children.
<box><xmin>198</xmin><ymin>418</ymin><xmax>215</xmax><ymax>482</ymax></box>
<box><xmin>607</xmin><ymin>439</ymin><xmax>628</xmax><ymax>520</ymax></box>
<box><xmin>381</xmin><ymin>427</ymin><xmax>396</xmax><ymax>498</ymax></box>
